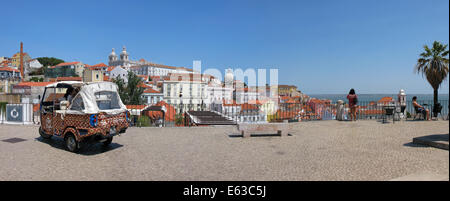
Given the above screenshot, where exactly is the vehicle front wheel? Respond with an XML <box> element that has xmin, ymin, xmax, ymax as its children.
<box><xmin>64</xmin><ymin>133</ymin><xmax>80</xmax><ymax>153</ymax></box>
<box><xmin>39</xmin><ymin>127</ymin><xmax>52</xmax><ymax>139</ymax></box>
<box><xmin>103</xmin><ymin>136</ymin><xmax>113</xmax><ymax>146</ymax></box>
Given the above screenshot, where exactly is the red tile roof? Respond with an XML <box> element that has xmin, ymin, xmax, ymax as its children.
<box><xmin>163</xmin><ymin>73</ymin><xmax>204</xmax><ymax>82</ymax></box>
<box><xmin>138</xmin><ymin>83</ymin><xmax>152</xmax><ymax>88</ymax></box>
<box><xmin>142</xmin><ymin>101</ymin><xmax>176</xmax><ymax>121</ymax></box>
<box><xmin>56</xmin><ymin>77</ymin><xmax>82</xmax><ymax>81</ymax></box>
<box><xmin>88</xmin><ymin>63</ymin><xmax>108</xmax><ymax>68</ymax></box>
<box><xmin>55</xmin><ymin>61</ymin><xmax>81</xmax><ymax>67</ymax></box>
<box><xmin>240</xmin><ymin>103</ymin><xmax>259</xmax><ymax>111</ymax></box>
<box><xmin>16</xmin><ymin>81</ymin><xmax>55</xmax><ymax>87</ymax></box>
<box><xmin>143</xmin><ymin>88</ymin><xmax>161</xmax><ymax>94</ymax></box>
<box><xmin>0</xmin><ymin>66</ymin><xmax>20</xmax><ymax>72</ymax></box>
<box><xmin>107</xmin><ymin>66</ymin><xmax>115</xmax><ymax>72</ymax></box>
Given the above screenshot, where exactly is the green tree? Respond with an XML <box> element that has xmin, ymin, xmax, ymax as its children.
<box><xmin>29</xmin><ymin>77</ymin><xmax>43</xmax><ymax>82</ymax></box>
<box><xmin>33</xmin><ymin>57</ymin><xmax>65</xmax><ymax>76</ymax></box>
<box><xmin>112</xmin><ymin>71</ymin><xmax>144</xmax><ymax>105</ymax></box>
<box><xmin>36</xmin><ymin>57</ymin><xmax>65</xmax><ymax>67</ymax></box>
<box><xmin>415</xmin><ymin>41</ymin><xmax>449</xmax><ymax>106</ymax></box>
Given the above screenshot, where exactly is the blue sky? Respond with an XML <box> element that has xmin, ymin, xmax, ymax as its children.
<box><xmin>1</xmin><ymin>0</ymin><xmax>448</xmax><ymax>94</ymax></box>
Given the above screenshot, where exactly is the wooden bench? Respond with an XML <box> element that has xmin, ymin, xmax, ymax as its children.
<box><xmin>237</xmin><ymin>121</ymin><xmax>292</xmax><ymax>138</ymax></box>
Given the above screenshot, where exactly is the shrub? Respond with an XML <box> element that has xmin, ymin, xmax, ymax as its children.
<box><xmin>175</xmin><ymin>114</ymin><xmax>184</xmax><ymax>126</ymax></box>
<box><xmin>136</xmin><ymin>115</ymin><xmax>151</xmax><ymax>127</ymax></box>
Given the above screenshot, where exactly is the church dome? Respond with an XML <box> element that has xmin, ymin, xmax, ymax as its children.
<box><xmin>119</xmin><ymin>46</ymin><xmax>129</xmax><ymax>61</ymax></box>
<box><xmin>110</xmin><ymin>48</ymin><xmax>116</xmax><ymax>56</ymax></box>
<box><xmin>120</xmin><ymin>46</ymin><xmax>128</xmax><ymax>56</ymax></box>
<box><xmin>109</xmin><ymin>48</ymin><xmax>117</xmax><ymax>62</ymax></box>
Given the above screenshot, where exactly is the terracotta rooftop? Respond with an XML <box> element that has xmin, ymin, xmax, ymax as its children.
<box><xmin>16</xmin><ymin>81</ymin><xmax>55</xmax><ymax>87</ymax></box>
<box><xmin>142</xmin><ymin>101</ymin><xmax>176</xmax><ymax>121</ymax></box>
<box><xmin>0</xmin><ymin>66</ymin><xmax>20</xmax><ymax>72</ymax></box>
<box><xmin>138</xmin><ymin>83</ymin><xmax>152</xmax><ymax>88</ymax></box>
<box><xmin>143</xmin><ymin>88</ymin><xmax>162</xmax><ymax>94</ymax></box>
<box><xmin>55</xmin><ymin>61</ymin><xmax>81</xmax><ymax>67</ymax></box>
<box><xmin>164</xmin><ymin>73</ymin><xmax>204</xmax><ymax>82</ymax></box>
<box><xmin>55</xmin><ymin>77</ymin><xmax>82</xmax><ymax>81</ymax></box>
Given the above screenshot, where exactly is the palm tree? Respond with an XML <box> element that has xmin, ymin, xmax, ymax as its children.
<box><xmin>415</xmin><ymin>41</ymin><xmax>449</xmax><ymax>112</ymax></box>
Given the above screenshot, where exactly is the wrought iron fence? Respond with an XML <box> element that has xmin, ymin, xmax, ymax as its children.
<box><xmin>125</xmin><ymin>99</ymin><xmax>449</xmax><ymax>127</ymax></box>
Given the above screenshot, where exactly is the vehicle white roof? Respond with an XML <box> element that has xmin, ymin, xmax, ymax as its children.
<box><xmin>45</xmin><ymin>81</ymin><xmax>84</xmax><ymax>88</ymax></box>
<box><xmin>47</xmin><ymin>81</ymin><xmax>127</xmax><ymax>114</ymax></box>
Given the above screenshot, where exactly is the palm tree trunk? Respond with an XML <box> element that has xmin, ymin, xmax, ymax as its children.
<box><xmin>433</xmin><ymin>88</ymin><xmax>439</xmax><ymax>118</ymax></box>
<box><xmin>433</xmin><ymin>88</ymin><xmax>438</xmax><ymax>106</ymax></box>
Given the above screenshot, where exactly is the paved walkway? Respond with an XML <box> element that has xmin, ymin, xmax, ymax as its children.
<box><xmin>0</xmin><ymin>120</ymin><xmax>448</xmax><ymax>180</ymax></box>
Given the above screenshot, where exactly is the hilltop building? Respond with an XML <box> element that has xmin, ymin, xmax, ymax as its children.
<box><xmin>108</xmin><ymin>46</ymin><xmax>141</xmax><ymax>69</ymax></box>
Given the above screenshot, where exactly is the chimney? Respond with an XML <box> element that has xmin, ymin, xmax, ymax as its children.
<box><xmin>20</xmin><ymin>42</ymin><xmax>24</xmax><ymax>78</ymax></box>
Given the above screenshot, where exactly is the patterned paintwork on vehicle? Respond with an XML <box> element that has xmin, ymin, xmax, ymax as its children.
<box><xmin>40</xmin><ymin>111</ymin><xmax>129</xmax><ymax>141</ymax></box>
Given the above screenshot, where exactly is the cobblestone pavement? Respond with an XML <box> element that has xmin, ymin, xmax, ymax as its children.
<box><xmin>0</xmin><ymin>120</ymin><xmax>448</xmax><ymax>181</ymax></box>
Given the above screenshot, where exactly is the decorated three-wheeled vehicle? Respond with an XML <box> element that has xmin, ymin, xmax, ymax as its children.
<box><xmin>39</xmin><ymin>81</ymin><xmax>130</xmax><ymax>152</ymax></box>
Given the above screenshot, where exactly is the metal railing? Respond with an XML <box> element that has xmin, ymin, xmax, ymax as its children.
<box><xmin>122</xmin><ymin>99</ymin><xmax>450</xmax><ymax>127</ymax></box>
<box><xmin>1</xmin><ymin>99</ymin><xmax>447</xmax><ymax>127</ymax></box>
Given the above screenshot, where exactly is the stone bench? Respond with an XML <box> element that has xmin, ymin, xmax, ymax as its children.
<box><xmin>237</xmin><ymin>122</ymin><xmax>292</xmax><ymax>138</ymax></box>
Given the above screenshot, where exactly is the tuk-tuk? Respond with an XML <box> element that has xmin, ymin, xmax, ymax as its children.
<box><xmin>39</xmin><ymin>81</ymin><xmax>130</xmax><ymax>152</ymax></box>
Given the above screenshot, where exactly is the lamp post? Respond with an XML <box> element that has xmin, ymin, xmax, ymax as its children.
<box><xmin>179</xmin><ymin>91</ymin><xmax>183</xmax><ymax>114</ymax></box>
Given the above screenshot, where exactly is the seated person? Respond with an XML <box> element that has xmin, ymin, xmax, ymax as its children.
<box><xmin>412</xmin><ymin>96</ymin><xmax>430</xmax><ymax>121</ymax></box>
<box><xmin>58</xmin><ymin>87</ymin><xmax>79</xmax><ymax>109</ymax></box>
<box><xmin>67</xmin><ymin>88</ymin><xmax>79</xmax><ymax>103</ymax></box>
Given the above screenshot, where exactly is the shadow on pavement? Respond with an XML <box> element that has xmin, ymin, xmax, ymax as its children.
<box><xmin>228</xmin><ymin>133</ymin><xmax>292</xmax><ymax>138</ymax></box>
<box><xmin>35</xmin><ymin>136</ymin><xmax>123</xmax><ymax>155</ymax></box>
<box><xmin>403</xmin><ymin>142</ymin><xmax>429</xmax><ymax>148</ymax></box>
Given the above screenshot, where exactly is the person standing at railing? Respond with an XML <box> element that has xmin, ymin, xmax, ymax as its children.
<box><xmin>346</xmin><ymin>89</ymin><xmax>358</xmax><ymax>121</ymax></box>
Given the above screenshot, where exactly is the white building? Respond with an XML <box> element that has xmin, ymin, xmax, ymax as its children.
<box><xmin>130</xmin><ymin>63</ymin><xmax>193</xmax><ymax>77</ymax></box>
<box><xmin>163</xmin><ymin>73</ymin><xmax>208</xmax><ymax>113</ymax></box>
<box><xmin>142</xmin><ymin>88</ymin><xmax>164</xmax><ymax>105</ymax></box>
<box><xmin>218</xmin><ymin>101</ymin><xmax>266</xmax><ymax>123</ymax></box>
<box><xmin>109</xmin><ymin>66</ymin><xmax>128</xmax><ymax>82</ymax></box>
<box><xmin>234</xmin><ymin>87</ymin><xmax>261</xmax><ymax>104</ymax></box>
<box><xmin>24</xmin><ymin>59</ymin><xmax>43</xmax><ymax>75</ymax></box>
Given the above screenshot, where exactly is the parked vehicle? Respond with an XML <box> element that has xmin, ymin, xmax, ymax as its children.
<box><xmin>39</xmin><ymin>81</ymin><xmax>130</xmax><ymax>152</ymax></box>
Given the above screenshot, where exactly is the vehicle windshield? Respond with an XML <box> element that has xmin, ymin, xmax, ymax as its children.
<box><xmin>42</xmin><ymin>87</ymin><xmax>68</xmax><ymax>103</ymax></box>
<box><xmin>95</xmin><ymin>91</ymin><xmax>122</xmax><ymax>110</ymax></box>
